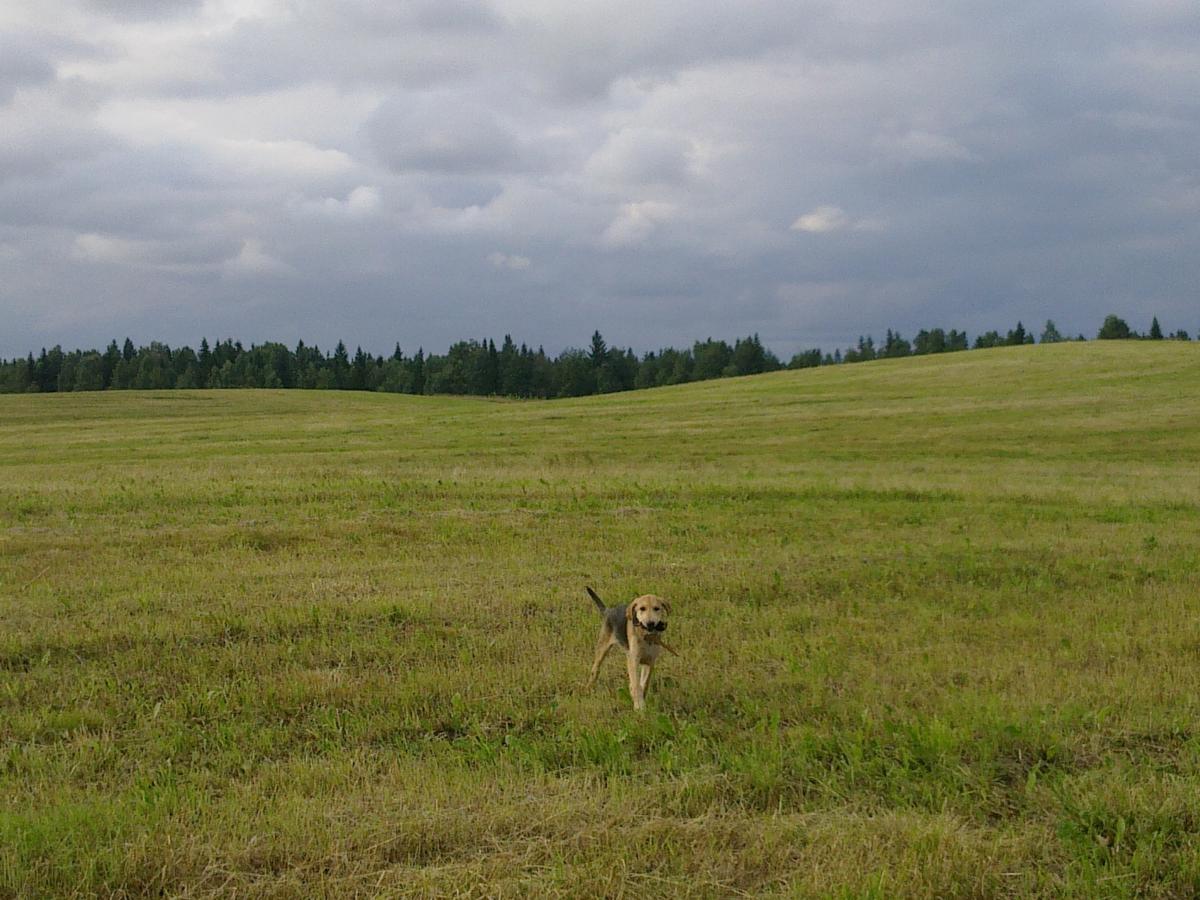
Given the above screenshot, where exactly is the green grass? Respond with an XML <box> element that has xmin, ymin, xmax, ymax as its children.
<box><xmin>3</xmin><ymin>341</ymin><xmax>1200</xmax><ymax>897</ymax></box>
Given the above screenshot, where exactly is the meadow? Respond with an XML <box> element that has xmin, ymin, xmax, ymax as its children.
<box><xmin>3</xmin><ymin>341</ymin><xmax>1200</xmax><ymax>897</ymax></box>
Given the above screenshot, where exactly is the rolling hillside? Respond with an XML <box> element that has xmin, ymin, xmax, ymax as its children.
<box><xmin>3</xmin><ymin>342</ymin><xmax>1200</xmax><ymax>896</ymax></box>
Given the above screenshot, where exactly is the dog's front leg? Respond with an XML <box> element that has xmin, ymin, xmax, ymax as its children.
<box><xmin>639</xmin><ymin>663</ymin><xmax>653</xmax><ymax>697</ymax></box>
<box><xmin>627</xmin><ymin>649</ymin><xmax>644</xmax><ymax>711</ymax></box>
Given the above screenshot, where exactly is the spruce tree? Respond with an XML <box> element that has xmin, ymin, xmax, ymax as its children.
<box><xmin>196</xmin><ymin>338</ymin><xmax>211</xmax><ymax>384</ymax></box>
<box><xmin>409</xmin><ymin>349</ymin><xmax>426</xmax><ymax>395</ymax></box>
<box><xmin>913</xmin><ymin>329</ymin><xmax>946</xmax><ymax>355</ymax></box>
<box><xmin>1005</xmin><ymin>321</ymin><xmax>1027</xmax><ymax>346</ymax></box>
<box><xmin>1039</xmin><ymin>320</ymin><xmax>1063</xmax><ymax>343</ymax></box>
<box><xmin>331</xmin><ymin>341</ymin><xmax>350</xmax><ymax>388</ymax></box>
<box><xmin>881</xmin><ymin>330</ymin><xmax>911</xmax><ymax>358</ymax></box>
<box><xmin>350</xmin><ymin>346</ymin><xmax>369</xmax><ymax>390</ymax></box>
<box><xmin>485</xmin><ymin>339</ymin><xmax>500</xmax><ymax>394</ymax></box>
<box><xmin>102</xmin><ymin>340</ymin><xmax>121</xmax><ymax>388</ymax></box>
<box><xmin>589</xmin><ymin>331</ymin><xmax>608</xmax><ymax>368</ymax></box>
<box><xmin>499</xmin><ymin>335</ymin><xmax>518</xmax><ymax>395</ymax></box>
<box><xmin>732</xmin><ymin>334</ymin><xmax>769</xmax><ymax>374</ymax></box>
<box><xmin>973</xmin><ymin>331</ymin><xmax>1002</xmax><ymax>349</ymax></box>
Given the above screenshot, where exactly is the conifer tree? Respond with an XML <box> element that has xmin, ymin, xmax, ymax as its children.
<box><xmin>1005</xmin><ymin>321</ymin><xmax>1027</xmax><ymax>346</ymax></box>
<box><xmin>350</xmin><ymin>346</ymin><xmax>369</xmax><ymax>390</ymax></box>
<box><xmin>102</xmin><ymin>340</ymin><xmax>121</xmax><ymax>388</ymax></box>
<box><xmin>1039</xmin><ymin>320</ymin><xmax>1063</xmax><ymax>343</ymax></box>
<box><xmin>409</xmin><ymin>348</ymin><xmax>426</xmax><ymax>395</ymax></box>
<box><xmin>331</xmin><ymin>341</ymin><xmax>350</xmax><ymax>388</ymax></box>
<box><xmin>589</xmin><ymin>331</ymin><xmax>608</xmax><ymax>368</ymax></box>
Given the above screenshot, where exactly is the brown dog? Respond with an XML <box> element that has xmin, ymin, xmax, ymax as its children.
<box><xmin>583</xmin><ymin>586</ymin><xmax>675</xmax><ymax>711</ymax></box>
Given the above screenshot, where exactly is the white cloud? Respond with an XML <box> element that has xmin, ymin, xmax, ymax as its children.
<box><xmin>345</xmin><ymin>185</ymin><xmax>382</xmax><ymax>213</ymax></box>
<box><xmin>72</xmin><ymin>232</ymin><xmax>147</xmax><ymax>264</ymax></box>
<box><xmin>293</xmin><ymin>185</ymin><xmax>382</xmax><ymax>217</ymax></box>
<box><xmin>213</xmin><ymin>137</ymin><xmax>357</xmax><ymax>180</ymax></box>
<box><xmin>95</xmin><ymin>98</ymin><xmax>357</xmax><ymax>191</ymax></box>
<box><xmin>790</xmin><ymin>205</ymin><xmax>850</xmax><ymax>234</ymax></box>
<box><xmin>601</xmin><ymin>200</ymin><xmax>677</xmax><ymax>247</ymax></box>
<box><xmin>72</xmin><ymin>230</ymin><xmax>284</xmax><ymax>278</ymax></box>
<box><xmin>584</xmin><ymin>128</ymin><xmax>694</xmax><ymax>187</ymax></box>
<box><xmin>224</xmin><ymin>238</ymin><xmax>292</xmax><ymax>277</ymax></box>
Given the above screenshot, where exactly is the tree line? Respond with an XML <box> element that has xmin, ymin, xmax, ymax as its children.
<box><xmin>0</xmin><ymin>314</ymin><xmax>1188</xmax><ymax>397</ymax></box>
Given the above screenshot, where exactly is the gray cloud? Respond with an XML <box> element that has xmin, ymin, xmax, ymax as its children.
<box><xmin>0</xmin><ymin>35</ymin><xmax>56</xmax><ymax>102</ymax></box>
<box><xmin>1</xmin><ymin>0</ymin><xmax>1199</xmax><ymax>360</ymax></box>
<box><xmin>365</xmin><ymin>94</ymin><xmax>532</xmax><ymax>174</ymax></box>
<box><xmin>81</xmin><ymin>0</ymin><xmax>203</xmax><ymax>21</ymax></box>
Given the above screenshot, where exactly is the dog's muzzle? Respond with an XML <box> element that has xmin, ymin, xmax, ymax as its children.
<box><xmin>640</xmin><ymin>620</ymin><xmax>667</xmax><ymax>633</ymax></box>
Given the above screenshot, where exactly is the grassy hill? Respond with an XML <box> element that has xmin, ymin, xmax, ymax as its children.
<box><xmin>3</xmin><ymin>342</ymin><xmax>1200</xmax><ymax>896</ymax></box>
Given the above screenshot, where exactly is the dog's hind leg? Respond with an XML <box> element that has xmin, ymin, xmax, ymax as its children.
<box><xmin>584</xmin><ymin>627</ymin><xmax>615</xmax><ymax>690</ymax></box>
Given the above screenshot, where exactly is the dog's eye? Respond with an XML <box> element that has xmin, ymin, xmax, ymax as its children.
<box><xmin>653</xmin><ymin>606</ymin><xmax>660</xmax><ymax>611</ymax></box>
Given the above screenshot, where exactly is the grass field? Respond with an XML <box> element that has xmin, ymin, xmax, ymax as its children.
<box><xmin>3</xmin><ymin>341</ymin><xmax>1200</xmax><ymax>897</ymax></box>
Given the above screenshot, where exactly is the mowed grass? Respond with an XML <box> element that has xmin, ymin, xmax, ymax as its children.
<box><xmin>3</xmin><ymin>341</ymin><xmax>1200</xmax><ymax>897</ymax></box>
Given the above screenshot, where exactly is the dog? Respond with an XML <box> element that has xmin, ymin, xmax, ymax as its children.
<box><xmin>583</xmin><ymin>586</ymin><xmax>675</xmax><ymax>711</ymax></box>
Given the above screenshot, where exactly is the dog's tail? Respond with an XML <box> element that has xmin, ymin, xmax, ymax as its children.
<box><xmin>586</xmin><ymin>586</ymin><xmax>606</xmax><ymax>613</ymax></box>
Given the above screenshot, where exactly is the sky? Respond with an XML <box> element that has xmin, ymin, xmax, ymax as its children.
<box><xmin>2</xmin><ymin>0</ymin><xmax>1198</xmax><ymax>360</ymax></box>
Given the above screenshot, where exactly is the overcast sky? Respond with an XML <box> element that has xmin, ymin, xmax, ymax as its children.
<box><xmin>2</xmin><ymin>0</ymin><xmax>1198</xmax><ymax>359</ymax></box>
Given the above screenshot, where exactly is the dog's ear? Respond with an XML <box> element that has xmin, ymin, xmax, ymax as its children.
<box><xmin>661</xmin><ymin>599</ymin><xmax>672</xmax><ymax>614</ymax></box>
<box><xmin>625</xmin><ymin>602</ymin><xmax>635</xmax><ymax>622</ymax></box>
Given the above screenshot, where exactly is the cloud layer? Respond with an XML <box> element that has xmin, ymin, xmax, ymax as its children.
<box><xmin>2</xmin><ymin>0</ymin><xmax>1199</xmax><ymax>357</ymax></box>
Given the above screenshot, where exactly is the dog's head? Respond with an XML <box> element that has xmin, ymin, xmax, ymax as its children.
<box><xmin>627</xmin><ymin>594</ymin><xmax>670</xmax><ymax>633</ymax></box>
